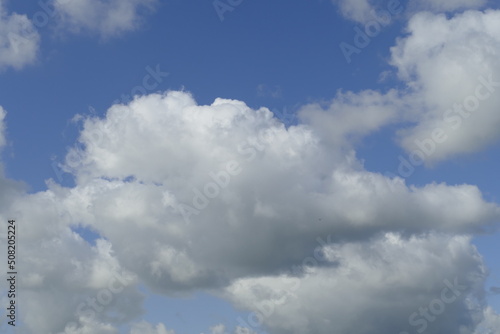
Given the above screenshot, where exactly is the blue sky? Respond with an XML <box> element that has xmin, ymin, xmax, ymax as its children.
<box><xmin>1</xmin><ymin>0</ymin><xmax>500</xmax><ymax>333</ymax></box>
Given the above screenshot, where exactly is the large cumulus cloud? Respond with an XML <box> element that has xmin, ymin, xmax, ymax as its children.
<box><xmin>55</xmin><ymin>91</ymin><xmax>500</xmax><ymax>296</ymax></box>
<box><xmin>0</xmin><ymin>84</ymin><xmax>499</xmax><ymax>332</ymax></box>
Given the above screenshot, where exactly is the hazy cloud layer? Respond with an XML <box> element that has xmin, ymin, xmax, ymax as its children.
<box><xmin>332</xmin><ymin>0</ymin><xmax>376</xmax><ymax>23</ymax></box>
<box><xmin>52</xmin><ymin>0</ymin><xmax>158</xmax><ymax>38</ymax></box>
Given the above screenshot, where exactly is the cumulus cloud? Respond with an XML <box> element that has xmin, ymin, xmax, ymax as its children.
<box><xmin>51</xmin><ymin>91</ymin><xmax>500</xmax><ymax>299</ymax></box>
<box><xmin>0</xmin><ymin>2</ymin><xmax>40</xmax><ymax>70</ymax></box>
<box><xmin>0</xmin><ymin>190</ymin><xmax>144</xmax><ymax>333</ymax></box>
<box><xmin>0</xmin><ymin>86</ymin><xmax>498</xmax><ymax>333</ymax></box>
<box><xmin>52</xmin><ymin>0</ymin><xmax>158</xmax><ymax>38</ymax></box>
<box><xmin>474</xmin><ymin>307</ymin><xmax>500</xmax><ymax>334</ymax></box>
<box><xmin>390</xmin><ymin>10</ymin><xmax>500</xmax><ymax>164</ymax></box>
<box><xmin>2</xmin><ymin>6</ymin><xmax>500</xmax><ymax>328</ymax></box>
<box><xmin>0</xmin><ymin>112</ymin><xmax>143</xmax><ymax>334</ymax></box>
<box><xmin>222</xmin><ymin>233</ymin><xmax>492</xmax><ymax>334</ymax></box>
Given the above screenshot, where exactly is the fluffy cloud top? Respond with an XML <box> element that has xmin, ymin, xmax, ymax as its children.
<box><xmin>0</xmin><ymin>3</ymin><xmax>39</xmax><ymax>70</ymax></box>
<box><xmin>52</xmin><ymin>0</ymin><xmax>158</xmax><ymax>38</ymax></box>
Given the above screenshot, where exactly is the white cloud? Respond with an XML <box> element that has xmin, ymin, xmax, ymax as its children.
<box><xmin>0</xmin><ymin>2</ymin><xmax>497</xmax><ymax>334</ymax></box>
<box><xmin>0</xmin><ymin>172</ymin><xmax>142</xmax><ymax>333</ymax></box>
<box><xmin>0</xmin><ymin>3</ymin><xmax>40</xmax><ymax>70</ymax></box>
<box><xmin>474</xmin><ymin>307</ymin><xmax>500</xmax><ymax>334</ymax></box>
<box><xmin>223</xmin><ymin>233</ymin><xmax>491</xmax><ymax>334</ymax></box>
<box><xmin>52</xmin><ymin>0</ymin><xmax>158</xmax><ymax>38</ymax></box>
<box><xmin>209</xmin><ymin>324</ymin><xmax>227</xmax><ymax>334</ymax></box>
<box><xmin>201</xmin><ymin>324</ymin><xmax>258</xmax><ymax>334</ymax></box>
<box><xmin>60</xmin><ymin>316</ymin><xmax>119</xmax><ymax>334</ymax></box>
<box><xmin>390</xmin><ymin>10</ymin><xmax>500</xmax><ymax>164</ymax></box>
<box><xmin>52</xmin><ymin>91</ymin><xmax>500</xmax><ymax>300</ymax></box>
<box><xmin>332</xmin><ymin>0</ymin><xmax>375</xmax><ymax>23</ymax></box>
<box><xmin>129</xmin><ymin>321</ymin><xmax>174</xmax><ymax>334</ymax></box>
<box><xmin>233</xmin><ymin>326</ymin><xmax>258</xmax><ymax>334</ymax></box>
<box><xmin>0</xmin><ymin>89</ymin><xmax>497</xmax><ymax>333</ymax></box>
<box><xmin>1</xmin><ymin>73</ymin><xmax>499</xmax><ymax>334</ymax></box>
